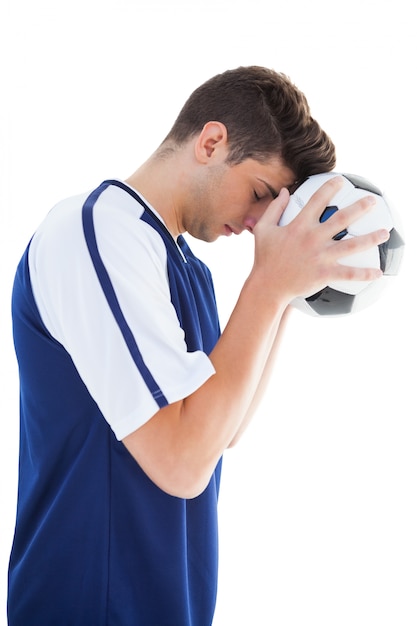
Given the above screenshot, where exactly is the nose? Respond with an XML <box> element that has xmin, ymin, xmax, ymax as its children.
<box><xmin>243</xmin><ymin>215</ymin><xmax>261</xmax><ymax>233</ymax></box>
<box><xmin>243</xmin><ymin>217</ymin><xmax>257</xmax><ymax>233</ymax></box>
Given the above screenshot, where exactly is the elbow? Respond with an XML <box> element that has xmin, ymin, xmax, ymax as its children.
<box><xmin>152</xmin><ymin>468</ymin><xmax>214</xmax><ymax>500</ymax></box>
<box><xmin>130</xmin><ymin>451</ymin><xmax>217</xmax><ymax>499</ymax></box>
<box><xmin>122</xmin><ymin>410</ymin><xmax>222</xmax><ymax>499</ymax></box>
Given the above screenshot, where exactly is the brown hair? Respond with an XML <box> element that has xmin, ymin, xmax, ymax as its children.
<box><xmin>163</xmin><ymin>66</ymin><xmax>336</xmax><ymax>183</ymax></box>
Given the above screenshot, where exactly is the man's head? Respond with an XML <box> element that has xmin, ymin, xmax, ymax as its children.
<box><xmin>128</xmin><ymin>66</ymin><xmax>336</xmax><ymax>242</ymax></box>
<box><xmin>162</xmin><ymin>66</ymin><xmax>336</xmax><ymax>184</ymax></box>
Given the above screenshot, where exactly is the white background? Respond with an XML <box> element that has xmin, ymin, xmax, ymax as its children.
<box><xmin>1</xmin><ymin>1</ymin><xmax>416</xmax><ymax>624</ymax></box>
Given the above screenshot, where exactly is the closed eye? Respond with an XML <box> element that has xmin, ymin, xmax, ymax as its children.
<box><xmin>256</xmin><ymin>178</ymin><xmax>279</xmax><ymax>200</ymax></box>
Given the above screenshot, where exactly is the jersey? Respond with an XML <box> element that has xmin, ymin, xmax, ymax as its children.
<box><xmin>8</xmin><ymin>180</ymin><xmax>222</xmax><ymax>626</ymax></box>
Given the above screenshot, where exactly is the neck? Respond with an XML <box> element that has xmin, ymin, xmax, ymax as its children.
<box><xmin>125</xmin><ymin>147</ymin><xmax>188</xmax><ymax>238</ymax></box>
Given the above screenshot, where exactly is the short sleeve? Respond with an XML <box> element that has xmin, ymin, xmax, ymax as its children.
<box><xmin>28</xmin><ymin>185</ymin><xmax>216</xmax><ymax>439</ymax></box>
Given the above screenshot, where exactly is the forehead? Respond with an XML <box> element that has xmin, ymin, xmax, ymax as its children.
<box><xmin>240</xmin><ymin>157</ymin><xmax>296</xmax><ymax>192</ymax></box>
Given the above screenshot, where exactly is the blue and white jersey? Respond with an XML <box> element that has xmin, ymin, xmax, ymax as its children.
<box><xmin>8</xmin><ymin>180</ymin><xmax>222</xmax><ymax>625</ymax></box>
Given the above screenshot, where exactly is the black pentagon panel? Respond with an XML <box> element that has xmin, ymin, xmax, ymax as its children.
<box><xmin>380</xmin><ymin>227</ymin><xmax>405</xmax><ymax>275</ymax></box>
<box><xmin>342</xmin><ymin>173</ymin><xmax>383</xmax><ymax>196</ymax></box>
<box><xmin>319</xmin><ymin>206</ymin><xmax>349</xmax><ymax>240</ymax></box>
<box><xmin>306</xmin><ymin>286</ymin><xmax>355</xmax><ymax>315</ymax></box>
<box><xmin>291</xmin><ymin>177</ymin><xmax>309</xmax><ymax>194</ymax></box>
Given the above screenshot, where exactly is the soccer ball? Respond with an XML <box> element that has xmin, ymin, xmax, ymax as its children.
<box><xmin>278</xmin><ymin>172</ymin><xmax>405</xmax><ymax>317</ymax></box>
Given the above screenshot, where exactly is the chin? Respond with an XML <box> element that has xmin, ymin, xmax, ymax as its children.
<box><xmin>189</xmin><ymin>227</ymin><xmax>218</xmax><ymax>243</ymax></box>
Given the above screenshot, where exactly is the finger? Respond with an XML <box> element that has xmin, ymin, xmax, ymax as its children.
<box><xmin>332</xmin><ymin>262</ymin><xmax>383</xmax><ymax>284</ymax></box>
<box><xmin>328</xmin><ymin>228</ymin><xmax>390</xmax><ymax>273</ymax></box>
<box><xmin>308</xmin><ymin>227</ymin><xmax>390</xmax><ymax>288</ymax></box>
<box><xmin>320</xmin><ymin>194</ymin><xmax>377</xmax><ymax>240</ymax></box>
<box><xmin>297</xmin><ymin>175</ymin><xmax>345</xmax><ymax>222</ymax></box>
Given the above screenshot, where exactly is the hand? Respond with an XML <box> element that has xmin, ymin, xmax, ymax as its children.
<box><xmin>252</xmin><ymin>176</ymin><xmax>389</xmax><ymax>302</ymax></box>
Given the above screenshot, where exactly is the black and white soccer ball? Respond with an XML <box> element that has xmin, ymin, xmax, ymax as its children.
<box><xmin>278</xmin><ymin>172</ymin><xmax>405</xmax><ymax>317</ymax></box>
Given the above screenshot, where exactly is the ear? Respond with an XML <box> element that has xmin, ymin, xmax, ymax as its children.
<box><xmin>194</xmin><ymin>121</ymin><xmax>228</xmax><ymax>164</ymax></box>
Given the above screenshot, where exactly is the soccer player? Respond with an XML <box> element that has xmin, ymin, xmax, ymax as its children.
<box><xmin>8</xmin><ymin>66</ymin><xmax>388</xmax><ymax>625</ymax></box>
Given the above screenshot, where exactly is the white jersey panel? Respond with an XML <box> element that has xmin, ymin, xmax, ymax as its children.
<box><xmin>28</xmin><ymin>184</ymin><xmax>215</xmax><ymax>440</ymax></box>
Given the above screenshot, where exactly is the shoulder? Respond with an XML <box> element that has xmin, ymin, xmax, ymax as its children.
<box><xmin>30</xmin><ymin>182</ymin><xmax>168</xmax><ymax>273</ymax></box>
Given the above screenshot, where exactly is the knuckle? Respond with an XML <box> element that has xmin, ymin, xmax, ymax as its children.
<box><xmin>338</xmin><ymin>264</ymin><xmax>356</xmax><ymax>281</ymax></box>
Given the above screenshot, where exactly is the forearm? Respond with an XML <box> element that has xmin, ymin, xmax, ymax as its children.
<box><xmin>192</xmin><ymin>276</ymin><xmax>287</xmax><ymax>450</ymax></box>
<box><xmin>226</xmin><ymin>305</ymin><xmax>292</xmax><ymax>447</ymax></box>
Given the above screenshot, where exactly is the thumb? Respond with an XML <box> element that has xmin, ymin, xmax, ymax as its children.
<box><xmin>257</xmin><ymin>187</ymin><xmax>290</xmax><ymax>228</ymax></box>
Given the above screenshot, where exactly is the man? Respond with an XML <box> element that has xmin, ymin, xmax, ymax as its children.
<box><xmin>8</xmin><ymin>66</ymin><xmax>388</xmax><ymax>625</ymax></box>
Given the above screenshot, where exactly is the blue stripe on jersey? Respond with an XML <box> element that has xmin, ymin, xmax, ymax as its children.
<box><xmin>82</xmin><ymin>181</ymin><xmax>168</xmax><ymax>408</ymax></box>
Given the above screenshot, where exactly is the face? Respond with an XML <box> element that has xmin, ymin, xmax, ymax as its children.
<box><xmin>182</xmin><ymin>156</ymin><xmax>295</xmax><ymax>242</ymax></box>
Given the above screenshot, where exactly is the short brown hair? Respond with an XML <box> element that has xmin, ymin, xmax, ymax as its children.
<box><xmin>163</xmin><ymin>66</ymin><xmax>336</xmax><ymax>182</ymax></box>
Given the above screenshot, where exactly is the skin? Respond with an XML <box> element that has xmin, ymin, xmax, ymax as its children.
<box><xmin>123</xmin><ymin>121</ymin><xmax>389</xmax><ymax>499</ymax></box>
